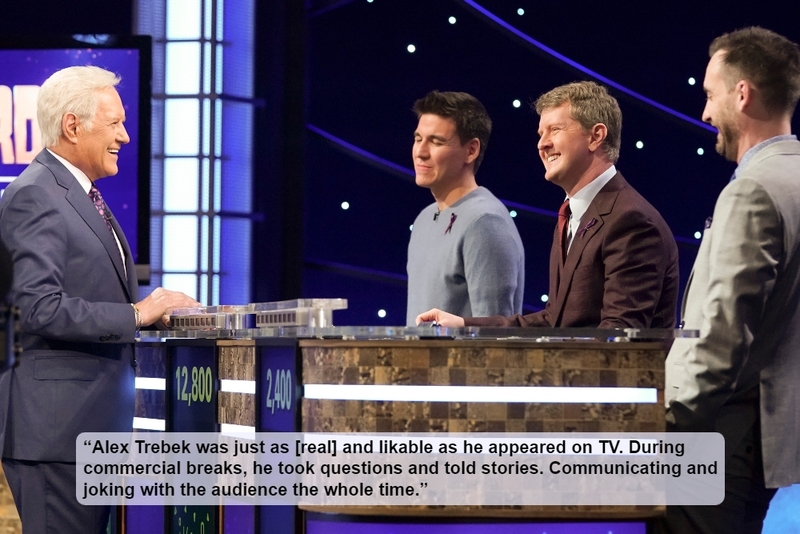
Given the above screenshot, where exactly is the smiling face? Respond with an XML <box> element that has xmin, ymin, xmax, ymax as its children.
<box><xmin>73</xmin><ymin>87</ymin><xmax>130</xmax><ymax>181</ymax></box>
<box><xmin>537</xmin><ymin>103</ymin><xmax>596</xmax><ymax>193</ymax></box>
<box><xmin>412</xmin><ymin>113</ymin><xmax>477</xmax><ymax>195</ymax></box>
<box><xmin>702</xmin><ymin>51</ymin><xmax>741</xmax><ymax>162</ymax></box>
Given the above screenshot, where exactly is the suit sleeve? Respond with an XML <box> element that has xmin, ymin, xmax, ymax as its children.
<box><xmin>667</xmin><ymin>179</ymin><xmax>781</xmax><ymax>430</ymax></box>
<box><xmin>597</xmin><ymin>206</ymin><xmax>675</xmax><ymax>329</ymax></box>
<box><xmin>1</xmin><ymin>184</ymin><xmax>136</xmax><ymax>343</ymax></box>
<box><xmin>465</xmin><ymin>309</ymin><xmax>549</xmax><ymax>327</ymax></box>
<box><xmin>462</xmin><ymin>213</ymin><xmax>524</xmax><ymax>317</ymax></box>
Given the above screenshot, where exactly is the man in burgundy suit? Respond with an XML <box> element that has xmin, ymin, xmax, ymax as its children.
<box><xmin>417</xmin><ymin>81</ymin><xmax>679</xmax><ymax>329</ymax></box>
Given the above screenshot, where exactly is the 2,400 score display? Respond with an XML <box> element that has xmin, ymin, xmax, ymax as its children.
<box><xmin>264</xmin><ymin>368</ymin><xmax>292</xmax><ymax>414</ymax></box>
<box><xmin>174</xmin><ymin>366</ymin><xmax>213</xmax><ymax>406</ymax></box>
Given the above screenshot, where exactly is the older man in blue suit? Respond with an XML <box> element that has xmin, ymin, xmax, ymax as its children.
<box><xmin>0</xmin><ymin>66</ymin><xmax>199</xmax><ymax>533</ymax></box>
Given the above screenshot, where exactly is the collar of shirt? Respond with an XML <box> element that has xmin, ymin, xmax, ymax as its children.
<box><xmin>47</xmin><ymin>148</ymin><xmax>93</xmax><ymax>194</ymax></box>
<box><xmin>734</xmin><ymin>134</ymin><xmax>797</xmax><ymax>179</ymax></box>
<box><xmin>567</xmin><ymin>164</ymin><xmax>616</xmax><ymax>238</ymax></box>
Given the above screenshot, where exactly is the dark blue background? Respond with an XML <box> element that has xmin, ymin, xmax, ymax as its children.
<box><xmin>300</xmin><ymin>0</ymin><xmax>800</xmax><ymax>326</ymax></box>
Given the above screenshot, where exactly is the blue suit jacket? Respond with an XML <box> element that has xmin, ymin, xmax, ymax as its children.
<box><xmin>0</xmin><ymin>150</ymin><xmax>137</xmax><ymax>462</ymax></box>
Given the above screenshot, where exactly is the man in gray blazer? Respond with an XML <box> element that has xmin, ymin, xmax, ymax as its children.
<box><xmin>665</xmin><ymin>27</ymin><xmax>800</xmax><ymax>533</ymax></box>
<box><xmin>0</xmin><ymin>66</ymin><xmax>199</xmax><ymax>533</ymax></box>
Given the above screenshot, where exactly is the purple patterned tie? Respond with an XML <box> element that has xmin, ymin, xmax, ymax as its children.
<box><xmin>88</xmin><ymin>183</ymin><xmax>114</xmax><ymax>235</ymax></box>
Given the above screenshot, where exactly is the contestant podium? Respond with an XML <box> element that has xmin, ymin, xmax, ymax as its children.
<box><xmin>129</xmin><ymin>300</ymin><xmax>687</xmax><ymax>534</ymax></box>
<box><xmin>299</xmin><ymin>335</ymin><xmax>670</xmax><ymax>527</ymax></box>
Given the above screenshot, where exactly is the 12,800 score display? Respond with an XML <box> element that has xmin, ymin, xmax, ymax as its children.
<box><xmin>175</xmin><ymin>366</ymin><xmax>213</xmax><ymax>406</ymax></box>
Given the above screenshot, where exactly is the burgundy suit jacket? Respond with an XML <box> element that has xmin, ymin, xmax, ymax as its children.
<box><xmin>466</xmin><ymin>173</ymin><xmax>679</xmax><ymax>329</ymax></box>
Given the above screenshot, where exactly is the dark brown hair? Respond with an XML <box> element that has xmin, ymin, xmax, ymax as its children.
<box><xmin>710</xmin><ymin>27</ymin><xmax>800</xmax><ymax>116</ymax></box>
<box><xmin>414</xmin><ymin>91</ymin><xmax>492</xmax><ymax>172</ymax></box>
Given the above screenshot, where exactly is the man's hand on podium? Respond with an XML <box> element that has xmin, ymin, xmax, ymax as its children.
<box><xmin>416</xmin><ymin>308</ymin><xmax>465</xmax><ymax>327</ymax></box>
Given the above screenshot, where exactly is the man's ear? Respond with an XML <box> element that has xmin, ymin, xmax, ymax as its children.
<box><xmin>465</xmin><ymin>138</ymin><xmax>480</xmax><ymax>165</ymax></box>
<box><xmin>734</xmin><ymin>79</ymin><xmax>753</xmax><ymax>111</ymax></box>
<box><xmin>587</xmin><ymin>123</ymin><xmax>608</xmax><ymax>153</ymax></box>
<box><xmin>62</xmin><ymin>113</ymin><xmax>80</xmax><ymax>144</ymax></box>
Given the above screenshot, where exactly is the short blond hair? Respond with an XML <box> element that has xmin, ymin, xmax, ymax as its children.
<box><xmin>534</xmin><ymin>81</ymin><xmax>622</xmax><ymax>163</ymax></box>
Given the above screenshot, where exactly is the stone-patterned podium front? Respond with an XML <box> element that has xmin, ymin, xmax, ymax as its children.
<box><xmin>300</xmin><ymin>338</ymin><xmax>667</xmax><ymax>520</ymax></box>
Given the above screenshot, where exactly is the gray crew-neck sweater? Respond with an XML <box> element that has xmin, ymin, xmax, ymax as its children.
<box><xmin>406</xmin><ymin>186</ymin><xmax>525</xmax><ymax>325</ymax></box>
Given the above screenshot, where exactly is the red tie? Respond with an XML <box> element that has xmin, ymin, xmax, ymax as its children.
<box><xmin>557</xmin><ymin>199</ymin><xmax>571</xmax><ymax>264</ymax></box>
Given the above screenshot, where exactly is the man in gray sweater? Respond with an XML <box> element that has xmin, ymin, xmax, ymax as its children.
<box><xmin>406</xmin><ymin>91</ymin><xmax>525</xmax><ymax>326</ymax></box>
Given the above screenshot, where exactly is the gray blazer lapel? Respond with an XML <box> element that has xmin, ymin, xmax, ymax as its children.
<box><xmin>64</xmin><ymin>184</ymin><xmax>129</xmax><ymax>293</ymax></box>
<box><xmin>680</xmin><ymin>269</ymin><xmax>695</xmax><ymax>323</ymax></box>
<box><xmin>106</xmin><ymin>206</ymin><xmax>137</xmax><ymax>299</ymax></box>
<box><xmin>42</xmin><ymin>151</ymin><xmax>132</xmax><ymax>300</ymax></box>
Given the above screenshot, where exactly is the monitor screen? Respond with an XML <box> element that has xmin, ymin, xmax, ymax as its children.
<box><xmin>0</xmin><ymin>34</ymin><xmax>151</xmax><ymax>282</ymax></box>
